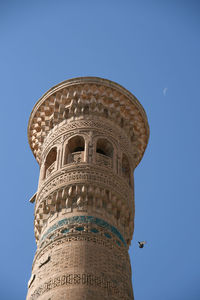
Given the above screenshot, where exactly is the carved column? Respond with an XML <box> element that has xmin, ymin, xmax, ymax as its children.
<box><xmin>27</xmin><ymin>77</ymin><xmax>149</xmax><ymax>300</ymax></box>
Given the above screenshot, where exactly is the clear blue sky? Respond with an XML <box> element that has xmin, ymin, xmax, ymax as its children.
<box><xmin>0</xmin><ymin>1</ymin><xmax>200</xmax><ymax>299</ymax></box>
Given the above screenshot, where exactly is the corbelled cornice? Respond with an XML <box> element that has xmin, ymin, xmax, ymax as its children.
<box><xmin>28</xmin><ymin>77</ymin><xmax>149</xmax><ymax>166</ymax></box>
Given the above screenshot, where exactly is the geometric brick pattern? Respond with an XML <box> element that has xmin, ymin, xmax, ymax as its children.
<box><xmin>28</xmin><ymin>77</ymin><xmax>149</xmax><ymax>165</ymax></box>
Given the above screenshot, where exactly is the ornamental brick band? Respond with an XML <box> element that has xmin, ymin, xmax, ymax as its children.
<box><xmin>30</xmin><ymin>273</ymin><xmax>133</xmax><ymax>300</ymax></box>
<box><xmin>39</xmin><ymin>216</ymin><xmax>126</xmax><ymax>246</ymax></box>
<box><xmin>26</xmin><ymin>77</ymin><xmax>149</xmax><ymax>300</ymax></box>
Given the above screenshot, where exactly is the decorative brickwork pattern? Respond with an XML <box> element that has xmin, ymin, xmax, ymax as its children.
<box><xmin>26</xmin><ymin>77</ymin><xmax>149</xmax><ymax>300</ymax></box>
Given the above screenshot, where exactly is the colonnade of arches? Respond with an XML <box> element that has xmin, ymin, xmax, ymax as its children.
<box><xmin>42</xmin><ymin>135</ymin><xmax>132</xmax><ymax>185</ymax></box>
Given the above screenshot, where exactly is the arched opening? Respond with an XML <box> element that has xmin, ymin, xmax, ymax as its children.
<box><xmin>122</xmin><ymin>154</ymin><xmax>131</xmax><ymax>185</ymax></box>
<box><xmin>65</xmin><ymin>136</ymin><xmax>85</xmax><ymax>164</ymax></box>
<box><xmin>44</xmin><ymin>147</ymin><xmax>57</xmax><ymax>178</ymax></box>
<box><xmin>96</xmin><ymin>139</ymin><xmax>113</xmax><ymax>168</ymax></box>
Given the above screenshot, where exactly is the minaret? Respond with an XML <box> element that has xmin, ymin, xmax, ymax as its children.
<box><xmin>26</xmin><ymin>77</ymin><xmax>149</xmax><ymax>300</ymax></box>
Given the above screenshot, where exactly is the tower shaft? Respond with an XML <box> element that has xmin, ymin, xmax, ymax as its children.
<box><xmin>26</xmin><ymin>77</ymin><xmax>149</xmax><ymax>300</ymax></box>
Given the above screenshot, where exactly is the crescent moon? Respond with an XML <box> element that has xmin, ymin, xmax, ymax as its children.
<box><xmin>163</xmin><ymin>88</ymin><xmax>168</xmax><ymax>96</ymax></box>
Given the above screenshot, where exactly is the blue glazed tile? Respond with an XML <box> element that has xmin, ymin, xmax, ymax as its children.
<box><xmin>104</xmin><ymin>232</ymin><xmax>111</xmax><ymax>239</ymax></box>
<box><xmin>75</xmin><ymin>226</ymin><xmax>84</xmax><ymax>231</ymax></box>
<box><xmin>40</xmin><ymin>215</ymin><xmax>126</xmax><ymax>246</ymax></box>
<box><xmin>61</xmin><ymin>228</ymin><xmax>69</xmax><ymax>234</ymax></box>
<box><xmin>90</xmin><ymin>228</ymin><xmax>99</xmax><ymax>233</ymax></box>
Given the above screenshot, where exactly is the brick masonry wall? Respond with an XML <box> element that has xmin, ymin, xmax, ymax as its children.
<box><xmin>26</xmin><ymin>77</ymin><xmax>149</xmax><ymax>300</ymax></box>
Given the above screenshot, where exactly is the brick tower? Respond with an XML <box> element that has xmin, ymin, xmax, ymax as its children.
<box><xmin>26</xmin><ymin>77</ymin><xmax>149</xmax><ymax>300</ymax></box>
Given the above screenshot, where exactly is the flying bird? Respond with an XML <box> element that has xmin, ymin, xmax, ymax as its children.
<box><xmin>138</xmin><ymin>241</ymin><xmax>147</xmax><ymax>248</ymax></box>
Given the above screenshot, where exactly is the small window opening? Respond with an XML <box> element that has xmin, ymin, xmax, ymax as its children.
<box><xmin>44</xmin><ymin>147</ymin><xmax>57</xmax><ymax>178</ymax></box>
<box><xmin>96</xmin><ymin>148</ymin><xmax>106</xmax><ymax>155</ymax></box>
<box><xmin>65</xmin><ymin>136</ymin><xmax>85</xmax><ymax>164</ymax></box>
<box><xmin>73</xmin><ymin>146</ymin><xmax>84</xmax><ymax>152</ymax></box>
<box><xmin>96</xmin><ymin>139</ymin><xmax>113</xmax><ymax>168</ymax></box>
<box><xmin>96</xmin><ymin>139</ymin><xmax>113</xmax><ymax>158</ymax></box>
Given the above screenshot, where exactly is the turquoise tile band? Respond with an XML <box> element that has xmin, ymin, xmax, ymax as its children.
<box><xmin>40</xmin><ymin>215</ymin><xmax>126</xmax><ymax>246</ymax></box>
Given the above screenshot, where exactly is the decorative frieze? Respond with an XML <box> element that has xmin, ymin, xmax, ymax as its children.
<box><xmin>30</xmin><ymin>272</ymin><xmax>133</xmax><ymax>300</ymax></box>
<box><xmin>39</xmin><ymin>216</ymin><xmax>126</xmax><ymax>246</ymax></box>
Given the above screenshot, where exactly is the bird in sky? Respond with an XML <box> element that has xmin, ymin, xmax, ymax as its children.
<box><xmin>138</xmin><ymin>241</ymin><xmax>147</xmax><ymax>248</ymax></box>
